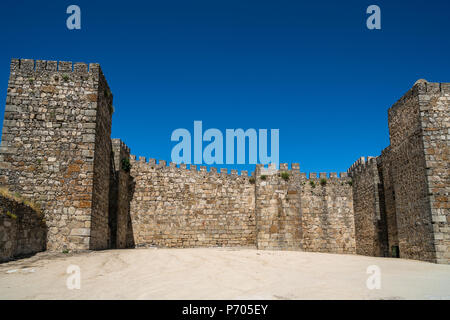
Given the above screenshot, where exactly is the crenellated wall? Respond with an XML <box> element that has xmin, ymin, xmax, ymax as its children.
<box><xmin>385</xmin><ymin>81</ymin><xmax>436</xmax><ymax>262</ymax></box>
<box><xmin>255</xmin><ymin>164</ymin><xmax>355</xmax><ymax>253</ymax></box>
<box><xmin>0</xmin><ymin>58</ymin><xmax>447</xmax><ymax>264</ymax></box>
<box><xmin>128</xmin><ymin>157</ymin><xmax>256</xmax><ymax>247</ymax></box>
<box><xmin>125</xmin><ymin>159</ymin><xmax>356</xmax><ymax>253</ymax></box>
<box><xmin>255</xmin><ymin>163</ymin><xmax>303</xmax><ymax>250</ymax></box>
<box><xmin>300</xmin><ymin>171</ymin><xmax>355</xmax><ymax>254</ymax></box>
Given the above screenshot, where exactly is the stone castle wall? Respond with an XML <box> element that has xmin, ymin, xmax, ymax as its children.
<box><xmin>379</xmin><ymin>146</ymin><xmax>399</xmax><ymax>256</ymax></box>
<box><xmin>0</xmin><ymin>59</ymin><xmax>113</xmax><ymax>251</ymax></box>
<box><xmin>255</xmin><ymin>164</ymin><xmax>355</xmax><ymax>253</ymax></box>
<box><xmin>255</xmin><ymin>164</ymin><xmax>302</xmax><ymax>250</ymax></box>
<box><xmin>300</xmin><ymin>172</ymin><xmax>355</xmax><ymax>254</ymax></box>
<box><xmin>385</xmin><ymin>83</ymin><xmax>436</xmax><ymax>262</ymax></box>
<box><xmin>127</xmin><ymin>160</ymin><xmax>356</xmax><ymax>253</ymax></box>
<box><xmin>417</xmin><ymin>82</ymin><xmax>450</xmax><ymax>264</ymax></box>
<box><xmin>128</xmin><ymin>158</ymin><xmax>256</xmax><ymax>247</ymax></box>
<box><xmin>348</xmin><ymin>157</ymin><xmax>388</xmax><ymax>257</ymax></box>
<box><xmin>109</xmin><ymin>139</ymin><xmax>132</xmax><ymax>249</ymax></box>
<box><xmin>0</xmin><ymin>58</ymin><xmax>448</xmax><ymax>264</ymax></box>
<box><xmin>125</xmin><ymin>158</ymin><xmax>357</xmax><ymax>253</ymax></box>
<box><xmin>88</xmin><ymin>64</ymin><xmax>113</xmax><ymax>250</ymax></box>
<box><xmin>0</xmin><ymin>194</ymin><xmax>46</xmax><ymax>262</ymax></box>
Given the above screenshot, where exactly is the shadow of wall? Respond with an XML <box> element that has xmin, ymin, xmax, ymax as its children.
<box><xmin>0</xmin><ymin>193</ymin><xmax>47</xmax><ymax>262</ymax></box>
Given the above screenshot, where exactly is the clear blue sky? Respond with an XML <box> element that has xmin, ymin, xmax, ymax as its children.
<box><xmin>1</xmin><ymin>0</ymin><xmax>449</xmax><ymax>174</ymax></box>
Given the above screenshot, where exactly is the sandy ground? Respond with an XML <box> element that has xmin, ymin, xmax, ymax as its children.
<box><xmin>0</xmin><ymin>247</ymin><xmax>449</xmax><ymax>300</ymax></box>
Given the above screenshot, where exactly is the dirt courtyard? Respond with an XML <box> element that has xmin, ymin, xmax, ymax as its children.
<box><xmin>0</xmin><ymin>248</ymin><xmax>449</xmax><ymax>300</ymax></box>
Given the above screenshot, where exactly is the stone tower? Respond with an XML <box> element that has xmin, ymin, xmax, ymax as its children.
<box><xmin>349</xmin><ymin>80</ymin><xmax>449</xmax><ymax>264</ymax></box>
<box><xmin>383</xmin><ymin>80</ymin><xmax>449</xmax><ymax>264</ymax></box>
<box><xmin>0</xmin><ymin>59</ymin><xmax>113</xmax><ymax>251</ymax></box>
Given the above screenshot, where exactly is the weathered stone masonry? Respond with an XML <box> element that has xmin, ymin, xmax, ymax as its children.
<box><xmin>0</xmin><ymin>58</ymin><xmax>258</xmax><ymax>254</ymax></box>
<box><xmin>109</xmin><ymin>139</ymin><xmax>132</xmax><ymax>249</ymax></box>
<box><xmin>348</xmin><ymin>157</ymin><xmax>388</xmax><ymax>257</ymax></box>
<box><xmin>129</xmin><ymin>159</ymin><xmax>256</xmax><ymax>247</ymax></box>
<box><xmin>255</xmin><ymin>164</ymin><xmax>355</xmax><ymax>253</ymax></box>
<box><xmin>0</xmin><ymin>59</ymin><xmax>448</xmax><ymax>264</ymax></box>
<box><xmin>0</xmin><ymin>194</ymin><xmax>46</xmax><ymax>262</ymax></box>
<box><xmin>128</xmin><ymin>159</ymin><xmax>354</xmax><ymax>252</ymax></box>
<box><xmin>0</xmin><ymin>59</ymin><xmax>112</xmax><ymax>252</ymax></box>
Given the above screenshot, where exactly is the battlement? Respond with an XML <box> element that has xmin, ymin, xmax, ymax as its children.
<box><xmin>255</xmin><ymin>163</ymin><xmax>348</xmax><ymax>180</ymax></box>
<box><xmin>129</xmin><ymin>155</ymin><xmax>252</xmax><ymax>177</ymax></box>
<box><xmin>127</xmin><ymin>157</ymin><xmax>349</xmax><ymax>180</ymax></box>
<box><xmin>301</xmin><ymin>172</ymin><xmax>348</xmax><ymax>180</ymax></box>
<box><xmin>10</xmin><ymin>58</ymin><xmax>101</xmax><ymax>74</ymax></box>
<box><xmin>390</xmin><ymin>80</ymin><xmax>450</xmax><ymax>112</ymax></box>
<box><xmin>255</xmin><ymin>163</ymin><xmax>301</xmax><ymax>175</ymax></box>
<box><xmin>347</xmin><ymin>156</ymin><xmax>379</xmax><ymax>176</ymax></box>
<box><xmin>111</xmin><ymin>138</ymin><xmax>130</xmax><ymax>154</ymax></box>
<box><xmin>6</xmin><ymin>58</ymin><xmax>113</xmax><ymax>118</ymax></box>
<box><xmin>412</xmin><ymin>80</ymin><xmax>450</xmax><ymax>95</ymax></box>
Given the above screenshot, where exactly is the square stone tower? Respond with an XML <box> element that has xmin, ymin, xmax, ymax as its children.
<box><xmin>350</xmin><ymin>80</ymin><xmax>449</xmax><ymax>264</ymax></box>
<box><xmin>384</xmin><ymin>80</ymin><xmax>449</xmax><ymax>264</ymax></box>
<box><xmin>0</xmin><ymin>59</ymin><xmax>113</xmax><ymax>251</ymax></box>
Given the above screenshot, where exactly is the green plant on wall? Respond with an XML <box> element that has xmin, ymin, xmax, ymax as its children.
<box><xmin>6</xmin><ymin>211</ymin><xmax>17</xmax><ymax>219</ymax></box>
<box><xmin>309</xmin><ymin>180</ymin><xmax>316</xmax><ymax>188</ymax></box>
<box><xmin>121</xmin><ymin>157</ymin><xmax>131</xmax><ymax>172</ymax></box>
<box><xmin>347</xmin><ymin>180</ymin><xmax>353</xmax><ymax>187</ymax></box>
<box><xmin>62</xmin><ymin>74</ymin><xmax>69</xmax><ymax>82</ymax></box>
<box><xmin>249</xmin><ymin>177</ymin><xmax>255</xmax><ymax>184</ymax></box>
<box><xmin>260</xmin><ymin>175</ymin><xmax>267</xmax><ymax>181</ymax></box>
<box><xmin>320</xmin><ymin>178</ymin><xmax>327</xmax><ymax>186</ymax></box>
<box><xmin>281</xmin><ymin>172</ymin><xmax>290</xmax><ymax>181</ymax></box>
